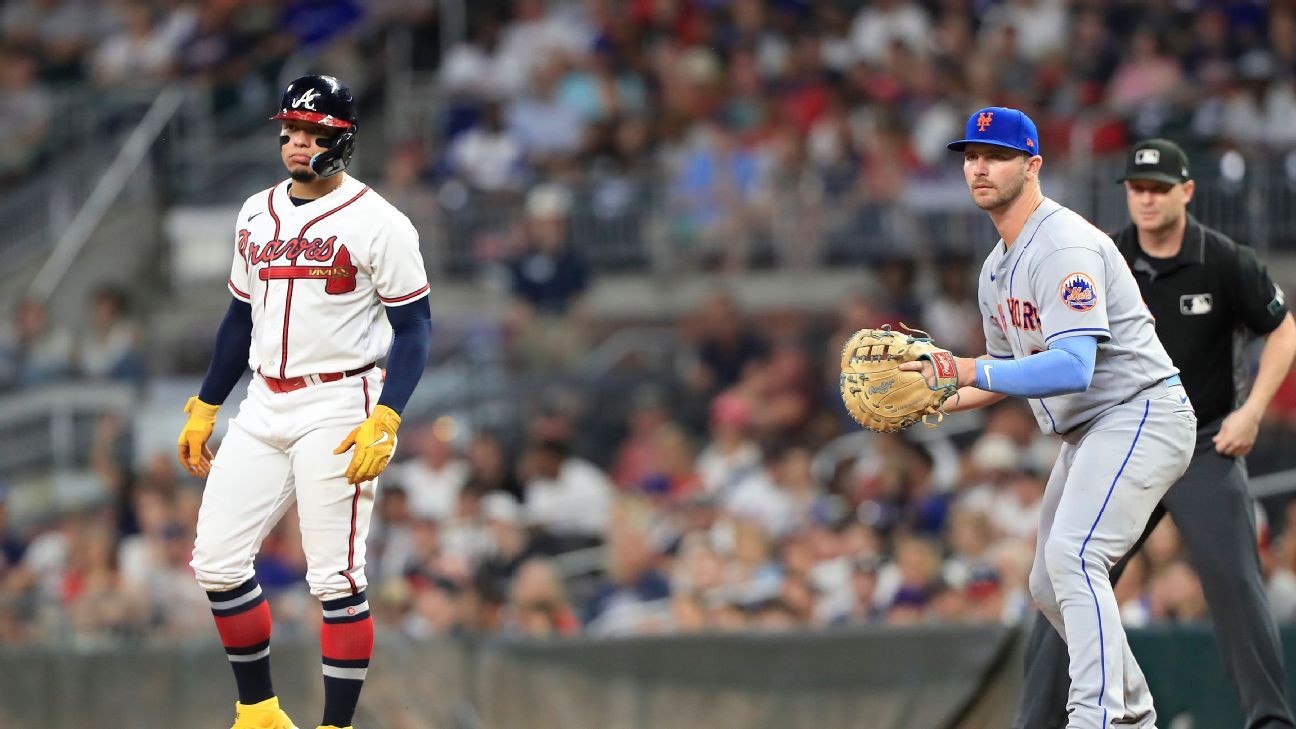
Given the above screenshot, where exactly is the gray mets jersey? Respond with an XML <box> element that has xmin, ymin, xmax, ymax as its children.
<box><xmin>977</xmin><ymin>197</ymin><xmax>1179</xmax><ymax>434</ymax></box>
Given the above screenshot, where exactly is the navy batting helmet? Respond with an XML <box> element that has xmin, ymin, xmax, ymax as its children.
<box><xmin>270</xmin><ymin>75</ymin><xmax>358</xmax><ymax>178</ymax></box>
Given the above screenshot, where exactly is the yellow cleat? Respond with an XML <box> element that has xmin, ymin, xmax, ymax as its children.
<box><xmin>231</xmin><ymin>696</ymin><xmax>299</xmax><ymax>729</ymax></box>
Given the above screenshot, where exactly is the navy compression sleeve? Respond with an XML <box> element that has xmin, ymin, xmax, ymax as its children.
<box><xmin>198</xmin><ymin>298</ymin><xmax>253</xmax><ymax>405</ymax></box>
<box><xmin>973</xmin><ymin>335</ymin><xmax>1098</xmax><ymax>398</ymax></box>
<box><xmin>375</xmin><ymin>297</ymin><xmax>432</xmax><ymax>414</ymax></box>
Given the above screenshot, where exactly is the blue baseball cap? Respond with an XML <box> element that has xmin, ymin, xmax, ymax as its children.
<box><xmin>947</xmin><ymin>107</ymin><xmax>1040</xmax><ymax>155</ymax></box>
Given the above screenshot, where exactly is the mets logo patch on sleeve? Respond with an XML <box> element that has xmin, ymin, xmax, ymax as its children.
<box><xmin>1059</xmin><ymin>272</ymin><xmax>1098</xmax><ymax>312</ymax></box>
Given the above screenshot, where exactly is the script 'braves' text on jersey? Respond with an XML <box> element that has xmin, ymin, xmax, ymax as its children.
<box><xmin>227</xmin><ymin>175</ymin><xmax>430</xmax><ymax>380</ymax></box>
<box><xmin>978</xmin><ymin>197</ymin><xmax>1179</xmax><ymax>434</ymax></box>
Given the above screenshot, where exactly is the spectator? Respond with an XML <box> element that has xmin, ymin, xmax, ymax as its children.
<box><xmin>90</xmin><ymin>4</ymin><xmax>176</xmax><ymax>86</ymax></box>
<box><xmin>394</xmin><ymin>422</ymin><xmax>470</xmax><ymax>521</ymax></box>
<box><xmin>520</xmin><ymin>437</ymin><xmax>613</xmax><ymax>550</ymax></box>
<box><xmin>446</xmin><ymin>102</ymin><xmax>526</xmax><ymax>193</ymax></box>
<box><xmin>669</xmin><ymin>121</ymin><xmax>764</xmax><ymax>269</ymax></box>
<box><xmin>584</xmin><ymin>500</ymin><xmax>671</xmax><ymax>635</ymax></box>
<box><xmin>849</xmin><ymin>0</ymin><xmax>932</xmax><ymax>63</ymax></box>
<box><xmin>505</xmin><ymin>557</ymin><xmax>579</xmax><ymax>637</ymax></box>
<box><xmin>368</xmin><ymin>486</ymin><xmax>416</xmax><ymax>587</ymax></box>
<box><xmin>0</xmin><ymin>299</ymin><xmax>74</xmax><ymax>389</ymax></box>
<box><xmin>475</xmin><ymin>491</ymin><xmax>535</xmax><ymax>603</ymax></box>
<box><xmin>66</xmin><ymin>526</ymin><xmax>150</xmax><ymax>641</ymax></box>
<box><xmin>0</xmin><ymin>50</ymin><xmax>52</xmax><ymax>180</ymax></box>
<box><xmin>465</xmin><ymin>430</ymin><xmax>523</xmax><ymax>502</ymax></box>
<box><xmin>684</xmin><ymin>290</ymin><xmax>770</xmax><ymax>399</ymax></box>
<box><xmin>878</xmin><ymin>534</ymin><xmax>945</xmax><ymax>624</ymax></box>
<box><xmin>696</xmin><ymin>392</ymin><xmax>762</xmax><ymax>500</ymax></box>
<box><xmin>922</xmin><ymin>255</ymin><xmax>983</xmax><ymax>356</ymax></box>
<box><xmin>77</xmin><ymin>286</ymin><xmax>144</xmax><ymax>383</ymax></box>
<box><xmin>506</xmin><ymin>60</ymin><xmax>587</xmax><ymax>164</ymax></box>
<box><xmin>507</xmin><ymin>184</ymin><xmax>589</xmax><ymax>316</ymax></box>
<box><xmin>506</xmin><ymin>184</ymin><xmax>591</xmax><ymax>371</ymax></box>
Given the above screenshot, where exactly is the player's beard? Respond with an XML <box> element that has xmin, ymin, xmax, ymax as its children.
<box><xmin>971</xmin><ymin>170</ymin><xmax>1027</xmax><ymax>211</ymax></box>
<box><xmin>290</xmin><ymin>167</ymin><xmax>318</xmax><ymax>183</ymax></box>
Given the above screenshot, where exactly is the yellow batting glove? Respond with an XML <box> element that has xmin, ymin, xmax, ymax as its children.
<box><xmin>333</xmin><ymin>405</ymin><xmax>401</xmax><ymax>484</ymax></box>
<box><xmin>177</xmin><ymin>396</ymin><xmax>220</xmax><ymax>478</ymax></box>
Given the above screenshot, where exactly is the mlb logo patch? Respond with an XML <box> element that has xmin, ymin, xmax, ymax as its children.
<box><xmin>1135</xmin><ymin>149</ymin><xmax>1161</xmax><ymax>165</ymax></box>
<box><xmin>1180</xmin><ymin>293</ymin><xmax>1213</xmax><ymax>315</ymax></box>
<box><xmin>1059</xmin><ymin>272</ymin><xmax>1098</xmax><ymax>312</ymax></box>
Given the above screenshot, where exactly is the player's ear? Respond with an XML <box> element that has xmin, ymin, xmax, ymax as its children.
<box><xmin>1026</xmin><ymin>154</ymin><xmax>1043</xmax><ymax>178</ymax></box>
<box><xmin>1181</xmin><ymin>179</ymin><xmax>1195</xmax><ymax>205</ymax></box>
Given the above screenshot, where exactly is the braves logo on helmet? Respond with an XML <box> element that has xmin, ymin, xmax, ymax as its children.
<box><xmin>270</xmin><ymin>75</ymin><xmax>358</xmax><ymax>178</ymax></box>
<box><xmin>291</xmin><ymin>88</ymin><xmax>321</xmax><ymax>111</ymax></box>
<box><xmin>1059</xmin><ymin>272</ymin><xmax>1098</xmax><ymax>312</ymax></box>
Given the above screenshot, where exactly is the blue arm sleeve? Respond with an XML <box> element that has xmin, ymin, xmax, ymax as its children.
<box><xmin>973</xmin><ymin>336</ymin><xmax>1097</xmax><ymax>398</ymax></box>
<box><xmin>198</xmin><ymin>299</ymin><xmax>253</xmax><ymax>405</ymax></box>
<box><xmin>376</xmin><ymin>297</ymin><xmax>432</xmax><ymax>414</ymax></box>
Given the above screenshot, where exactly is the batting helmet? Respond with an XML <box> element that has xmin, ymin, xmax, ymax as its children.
<box><xmin>270</xmin><ymin>75</ymin><xmax>358</xmax><ymax>178</ymax></box>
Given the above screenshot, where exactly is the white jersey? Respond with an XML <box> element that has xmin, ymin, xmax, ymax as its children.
<box><xmin>977</xmin><ymin>197</ymin><xmax>1178</xmax><ymax>434</ymax></box>
<box><xmin>227</xmin><ymin>175</ymin><xmax>430</xmax><ymax>379</ymax></box>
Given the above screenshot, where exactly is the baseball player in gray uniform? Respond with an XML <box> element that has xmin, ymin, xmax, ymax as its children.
<box><xmin>907</xmin><ymin>107</ymin><xmax>1197</xmax><ymax>728</ymax></box>
<box><xmin>1014</xmin><ymin>139</ymin><xmax>1296</xmax><ymax>729</ymax></box>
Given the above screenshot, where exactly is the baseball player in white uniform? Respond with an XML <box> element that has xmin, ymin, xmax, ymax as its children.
<box><xmin>176</xmin><ymin>76</ymin><xmax>432</xmax><ymax>729</ymax></box>
<box><xmin>905</xmin><ymin>108</ymin><xmax>1197</xmax><ymax>727</ymax></box>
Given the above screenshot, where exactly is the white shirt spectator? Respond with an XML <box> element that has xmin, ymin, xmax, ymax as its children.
<box><xmin>724</xmin><ymin>470</ymin><xmax>794</xmax><ymax>536</ymax></box>
<box><xmin>849</xmin><ymin>0</ymin><xmax>932</xmax><ymax>63</ymax></box>
<box><xmin>78</xmin><ymin>321</ymin><xmax>138</xmax><ymax>379</ymax></box>
<box><xmin>525</xmin><ymin>457</ymin><xmax>613</xmax><ymax>538</ymax></box>
<box><xmin>979</xmin><ymin>0</ymin><xmax>1067</xmax><ymax>63</ymax></box>
<box><xmin>395</xmin><ymin>457</ymin><xmax>470</xmax><ymax>521</ymax></box>
<box><xmin>697</xmin><ymin>440</ymin><xmax>762</xmax><ymax>500</ymax></box>
<box><xmin>439</xmin><ymin>42</ymin><xmax>526</xmax><ymax>100</ymax></box>
<box><xmin>447</xmin><ymin>126</ymin><xmax>526</xmax><ymax>192</ymax></box>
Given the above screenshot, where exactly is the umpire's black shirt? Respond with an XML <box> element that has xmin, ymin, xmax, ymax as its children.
<box><xmin>1114</xmin><ymin>215</ymin><xmax>1288</xmax><ymax>425</ymax></box>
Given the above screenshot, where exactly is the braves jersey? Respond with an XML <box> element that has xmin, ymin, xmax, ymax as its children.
<box><xmin>228</xmin><ymin>176</ymin><xmax>430</xmax><ymax>379</ymax></box>
<box><xmin>977</xmin><ymin>197</ymin><xmax>1178</xmax><ymax>434</ymax></box>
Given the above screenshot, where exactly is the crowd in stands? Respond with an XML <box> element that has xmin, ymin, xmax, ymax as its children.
<box><xmin>5</xmin><ymin>284</ymin><xmax>1296</xmax><ymax>645</ymax></box>
<box><xmin>9</xmin><ymin>1</ymin><xmax>1296</xmax><ymax>260</ymax></box>
<box><xmin>9</xmin><ymin>0</ymin><xmax>1296</xmax><ymax>647</ymax></box>
<box><xmin>0</xmin><ymin>287</ymin><xmax>145</xmax><ymax>391</ymax></box>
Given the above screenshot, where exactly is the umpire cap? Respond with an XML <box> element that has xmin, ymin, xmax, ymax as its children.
<box><xmin>1117</xmin><ymin>138</ymin><xmax>1191</xmax><ymax>186</ymax></box>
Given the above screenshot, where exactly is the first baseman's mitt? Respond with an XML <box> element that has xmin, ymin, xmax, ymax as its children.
<box><xmin>839</xmin><ymin>324</ymin><xmax>960</xmax><ymax>433</ymax></box>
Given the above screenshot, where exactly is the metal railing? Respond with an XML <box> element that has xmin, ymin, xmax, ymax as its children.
<box><xmin>0</xmin><ymin>383</ymin><xmax>134</xmax><ymax>477</ymax></box>
<box><xmin>27</xmin><ymin>86</ymin><xmax>184</xmax><ymax>302</ymax></box>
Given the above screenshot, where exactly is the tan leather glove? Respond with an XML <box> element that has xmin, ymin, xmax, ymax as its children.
<box><xmin>333</xmin><ymin>405</ymin><xmax>401</xmax><ymax>484</ymax></box>
<box><xmin>177</xmin><ymin>396</ymin><xmax>220</xmax><ymax>477</ymax></box>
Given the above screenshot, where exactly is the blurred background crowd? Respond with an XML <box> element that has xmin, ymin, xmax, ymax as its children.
<box><xmin>6</xmin><ymin>0</ymin><xmax>1296</xmax><ymax>647</ymax></box>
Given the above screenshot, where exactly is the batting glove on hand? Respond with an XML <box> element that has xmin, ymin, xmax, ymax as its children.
<box><xmin>333</xmin><ymin>405</ymin><xmax>401</xmax><ymax>484</ymax></box>
<box><xmin>177</xmin><ymin>396</ymin><xmax>220</xmax><ymax>477</ymax></box>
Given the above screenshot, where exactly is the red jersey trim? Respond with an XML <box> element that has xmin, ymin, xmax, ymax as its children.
<box><xmin>277</xmin><ymin>184</ymin><xmax>369</xmax><ymax>380</ymax></box>
<box><xmin>378</xmin><ymin>284</ymin><xmax>430</xmax><ymax>304</ymax></box>
<box><xmin>228</xmin><ymin>279</ymin><xmax>251</xmax><ymax>301</ymax></box>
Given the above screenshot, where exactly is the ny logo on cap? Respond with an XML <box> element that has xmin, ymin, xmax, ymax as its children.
<box><xmin>1135</xmin><ymin>149</ymin><xmax>1160</xmax><ymax>165</ymax></box>
<box><xmin>292</xmin><ymin>88</ymin><xmax>321</xmax><ymax>110</ymax></box>
<box><xmin>977</xmin><ymin>112</ymin><xmax>994</xmax><ymax>132</ymax></box>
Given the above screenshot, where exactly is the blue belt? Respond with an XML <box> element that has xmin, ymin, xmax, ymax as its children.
<box><xmin>1165</xmin><ymin>374</ymin><xmax>1182</xmax><ymax>386</ymax></box>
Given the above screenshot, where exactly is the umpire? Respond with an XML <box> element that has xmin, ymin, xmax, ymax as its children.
<box><xmin>1013</xmin><ymin>138</ymin><xmax>1296</xmax><ymax>729</ymax></box>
